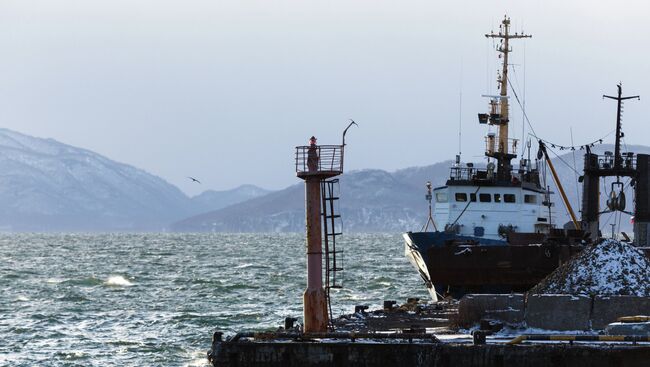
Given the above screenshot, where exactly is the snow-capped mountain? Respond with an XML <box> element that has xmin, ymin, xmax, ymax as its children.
<box><xmin>0</xmin><ymin>128</ymin><xmax>195</xmax><ymax>231</ymax></box>
<box><xmin>0</xmin><ymin>129</ymin><xmax>269</xmax><ymax>231</ymax></box>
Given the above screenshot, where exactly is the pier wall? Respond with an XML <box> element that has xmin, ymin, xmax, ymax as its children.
<box><xmin>457</xmin><ymin>294</ymin><xmax>524</xmax><ymax>328</ymax></box>
<box><xmin>525</xmin><ymin>295</ymin><xmax>591</xmax><ymax>330</ymax></box>
<box><xmin>592</xmin><ymin>296</ymin><xmax>650</xmax><ymax>329</ymax></box>
<box><xmin>458</xmin><ymin>294</ymin><xmax>650</xmax><ymax>330</ymax></box>
<box><xmin>209</xmin><ymin>341</ymin><xmax>650</xmax><ymax>367</ymax></box>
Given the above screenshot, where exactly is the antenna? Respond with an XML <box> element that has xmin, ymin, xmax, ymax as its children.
<box><xmin>342</xmin><ymin>119</ymin><xmax>358</xmax><ymax>146</ymax></box>
<box><xmin>456</xmin><ymin>56</ymin><xmax>464</xmax><ymax>160</ymax></box>
<box><xmin>458</xmin><ymin>91</ymin><xmax>462</xmax><ymax>159</ymax></box>
<box><xmin>520</xmin><ymin>41</ymin><xmax>526</xmax><ymax>158</ymax></box>
<box><xmin>526</xmin><ymin>138</ymin><xmax>532</xmax><ymax>171</ymax></box>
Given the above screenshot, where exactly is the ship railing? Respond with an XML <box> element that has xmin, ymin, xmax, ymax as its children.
<box><xmin>449</xmin><ymin>167</ymin><xmax>479</xmax><ymax>181</ymax></box>
<box><xmin>588</xmin><ymin>152</ymin><xmax>636</xmax><ymax>171</ymax></box>
<box><xmin>295</xmin><ymin>145</ymin><xmax>344</xmax><ymax>177</ymax></box>
<box><xmin>449</xmin><ymin>167</ymin><xmax>541</xmax><ymax>185</ymax></box>
<box><xmin>485</xmin><ymin>136</ymin><xmax>519</xmax><ymax>155</ymax></box>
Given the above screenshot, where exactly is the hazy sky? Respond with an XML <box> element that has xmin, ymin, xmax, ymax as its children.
<box><xmin>0</xmin><ymin>0</ymin><xmax>648</xmax><ymax>195</ymax></box>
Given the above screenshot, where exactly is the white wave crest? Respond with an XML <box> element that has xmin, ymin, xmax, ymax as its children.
<box><xmin>105</xmin><ymin>275</ymin><xmax>133</xmax><ymax>287</ymax></box>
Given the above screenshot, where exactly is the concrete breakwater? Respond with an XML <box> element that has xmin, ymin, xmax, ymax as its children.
<box><xmin>458</xmin><ymin>294</ymin><xmax>650</xmax><ymax>330</ymax></box>
<box><xmin>208</xmin><ymin>338</ymin><xmax>650</xmax><ymax>367</ymax></box>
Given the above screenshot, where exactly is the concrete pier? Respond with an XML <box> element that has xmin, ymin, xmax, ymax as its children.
<box><xmin>208</xmin><ymin>339</ymin><xmax>650</xmax><ymax>367</ymax></box>
<box><xmin>207</xmin><ymin>298</ymin><xmax>650</xmax><ymax>366</ymax></box>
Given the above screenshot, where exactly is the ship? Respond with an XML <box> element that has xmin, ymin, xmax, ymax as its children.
<box><xmin>404</xmin><ymin>16</ymin><xmax>650</xmax><ymax>300</ymax></box>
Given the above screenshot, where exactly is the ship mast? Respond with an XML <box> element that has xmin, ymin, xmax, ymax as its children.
<box><xmin>483</xmin><ymin>16</ymin><xmax>531</xmax><ymax>180</ymax></box>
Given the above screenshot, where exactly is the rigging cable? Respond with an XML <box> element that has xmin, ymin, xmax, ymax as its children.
<box><xmin>543</xmin><ymin>143</ymin><xmax>582</xmax><ymax>176</ymax></box>
<box><xmin>537</xmin><ymin>131</ymin><xmax>614</xmax><ymax>152</ymax></box>
<box><xmin>507</xmin><ymin>75</ymin><xmax>538</xmax><ymax>138</ymax></box>
<box><xmin>450</xmin><ymin>186</ymin><xmax>482</xmax><ymax>227</ymax></box>
<box><xmin>508</xmin><ymin>74</ymin><xmax>615</xmax><ymax>151</ymax></box>
<box><xmin>570</xmin><ymin>127</ymin><xmax>582</xmax><ymax>208</ymax></box>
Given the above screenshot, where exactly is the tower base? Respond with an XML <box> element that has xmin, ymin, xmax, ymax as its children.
<box><xmin>303</xmin><ymin>287</ymin><xmax>328</xmax><ymax>332</ymax></box>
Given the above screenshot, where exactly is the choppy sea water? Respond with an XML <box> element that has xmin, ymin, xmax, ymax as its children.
<box><xmin>0</xmin><ymin>233</ymin><xmax>427</xmax><ymax>366</ymax></box>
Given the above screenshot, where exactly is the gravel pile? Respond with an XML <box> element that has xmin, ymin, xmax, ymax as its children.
<box><xmin>529</xmin><ymin>239</ymin><xmax>650</xmax><ymax>296</ymax></box>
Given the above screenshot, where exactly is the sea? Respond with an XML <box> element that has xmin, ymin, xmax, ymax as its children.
<box><xmin>0</xmin><ymin>233</ymin><xmax>428</xmax><ymax>366</ymax></box>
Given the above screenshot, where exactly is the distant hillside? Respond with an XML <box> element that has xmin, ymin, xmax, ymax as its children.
<box><xmin>190</xmin><ymin>185</ymin><xmax>270</xmax><ymax>214</ymax></box>
<box><xmin>0</xmin><ymin>126</ymin><xmax>644</xmax><ymax>234</ymax></box>
<box><xmin>0</xmin><ymin>128</ymin><xmax>194</xmax><ymax>231</ymax></box>
<box><xmin>171</xmin><ymin>169</ymin><xmax>426</xmax><ymax>232</ymax></box>
<box><xmin>172</xmin><ymin>144</ymin><xmax>650</xmax><ymax>233</ymax></box>
<box><xmin>0</xmin><ymin>129</ymin><xmax>271</xmax><ymax>231</ymax></box>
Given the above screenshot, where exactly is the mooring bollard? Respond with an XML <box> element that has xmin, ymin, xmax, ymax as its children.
<box><xmin>212</xmin><ymin>331</ymin><xmax>223</xmax><ymax>343</ymax></box>
<box><xmin>473</xmin><ymin>330</ymin><xmax>486</xmax><ymax>345</ymax></box>
<box><xmin>284</xmin><ymin>317</ymin><xmax>297</xmax><ymax>330</ymax></box>
<box><xmin>355</xmin><ymin>305</ymin><xmax>369</xmax><ymax>314</ymax></box>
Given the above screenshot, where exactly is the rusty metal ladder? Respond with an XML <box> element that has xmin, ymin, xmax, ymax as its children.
<box><xmin>320</xmin><ymin>178</ymin><xmax>343</xmax><ymax>325</ymax></box>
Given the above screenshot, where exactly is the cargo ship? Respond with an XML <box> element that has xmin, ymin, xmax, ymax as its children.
<box><xmin>404</xmin><ymin>16</ymin><xmax>650</xmax><ymax>300</ymax></box>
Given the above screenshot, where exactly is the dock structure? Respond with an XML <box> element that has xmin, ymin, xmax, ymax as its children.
<box><xmin>207</xmin><ymin>299</ymin><xmax>650</xmax><ymax>367</ymax></box>
<box><xmin>208</xmin><ymin>340</ymin><xmax>650</xmax><ymax>367</ymax></box>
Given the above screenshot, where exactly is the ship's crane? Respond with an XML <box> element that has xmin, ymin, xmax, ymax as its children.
<box><xmin>537</xmin><ymin>141</ymin><xmax>581</xmax><ymax>230</ymax></box>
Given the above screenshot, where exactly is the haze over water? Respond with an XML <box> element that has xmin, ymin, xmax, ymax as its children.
<box><xmin>0</xmin><ymin>233</ymin><xmax>426</xmax><ymax>366</ymax></box>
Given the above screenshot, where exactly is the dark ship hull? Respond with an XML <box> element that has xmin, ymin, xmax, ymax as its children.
<box><xmin>404</xmin><ymin>231</ymin><xmax>587</xmax><ymax>299</ymax></box>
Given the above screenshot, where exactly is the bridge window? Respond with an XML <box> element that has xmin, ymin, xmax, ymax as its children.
<box><xmin>479</xmin><ymin>193</ymin><xmax>491</xmax><ymax>202</ymax></box>
<box><xmin>455</xmin><ymin>193</ymin><xmax>467</xmax><ymax>202</ymax></box>
<box><xmin>470</xmin><ymin>193</ymin><xmax>477</xmax><ymax>202</ymax></box>
<box><xmin>494</xmin><ymin>194</ymin><xmax>501</xmax><ymax>203</ymax></box>
<box><xmin>504</xmin><ymin>194</ymin><xmax>516</xmax><ymax>203</ymax></box>
<box><xmin>525</xmin><ymin>194</ymin><xmax>537</xmax><ymax>204</ymax></box>
<box><xmin>435</xmin><ymin>192</ymin><xmax>448</xmax><ymax>203</ymax></box>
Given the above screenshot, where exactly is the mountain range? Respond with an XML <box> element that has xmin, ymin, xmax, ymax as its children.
<box><xmin>0</xmin><ymin>129</ymin><xmax>268</xmax><ymax>231</ymax></box>
<box><xmin>0</xmin><ymin>128</ymin><xmax>645</xmax><ymax>233</ymax></box>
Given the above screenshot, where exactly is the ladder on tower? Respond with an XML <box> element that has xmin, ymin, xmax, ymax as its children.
<box><xmin>320</xmin><ymin>178</ymin><xmax>343</xmax><ymax>325</ymax></box>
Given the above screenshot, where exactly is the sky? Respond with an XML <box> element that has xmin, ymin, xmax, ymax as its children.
<box><xmin>0</xmin><ymin>0</ymin><xmax>648</xmax><ymax>196</ymax></box>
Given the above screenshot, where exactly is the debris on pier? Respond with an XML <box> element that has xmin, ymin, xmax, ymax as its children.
<box><xmin>331</xmin><ymin>298</ymin><xmax>458</xmax><ymax>333</ymax></box>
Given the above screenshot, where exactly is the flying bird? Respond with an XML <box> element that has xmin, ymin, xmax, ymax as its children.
<box><xmin>187</xmin><ymin>176</ymin><xmax>201</xmax><ymax>184</ymax></box>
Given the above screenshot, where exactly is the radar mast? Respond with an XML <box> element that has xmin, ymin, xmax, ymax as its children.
<box><xmin>480</xmin><ymin>15</ymin><xmax>531</xmax><ymax>181</ymax></box>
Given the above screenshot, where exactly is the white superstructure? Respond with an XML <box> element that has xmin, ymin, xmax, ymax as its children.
<box><xmin>432</xmin><ymin>178</ymin><xmax>554</xmax><ymax>241</ymax></box>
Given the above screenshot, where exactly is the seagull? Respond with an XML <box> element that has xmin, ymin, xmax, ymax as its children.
<box><xmin>187</xmin><ymin>176</ymin><xmax>201</xmax><ymax>184</ymax></box>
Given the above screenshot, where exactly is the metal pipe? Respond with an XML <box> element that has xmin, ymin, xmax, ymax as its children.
<box><xmin>507</xmin><ymin>334</ymin><xmax>650</xmax><ymax>345</ymax></box>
